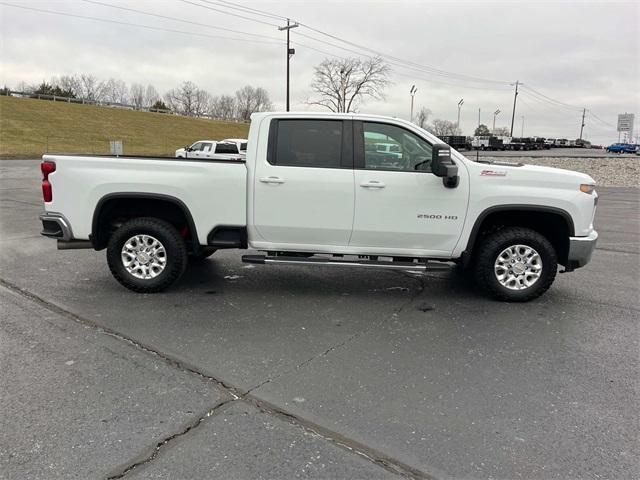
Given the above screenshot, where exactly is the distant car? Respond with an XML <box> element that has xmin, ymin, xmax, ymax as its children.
<box><xmin>222</xmin><ymin>138</ymin><xmax>248</xmax><ymax>157</ymax></box>
<box><xmin>606</xmin><ymin>143</ymin><xmax>637</xmax><ymax>154</ymax></box>
<box><xmin>374</xmin><ymin>142</ymin><xmax>403</xmax><ymax>158</ymax></box>
<box><xmin>175</xmin><ymin>141</ymin><xmax>243</xmax><ymax>160</ymax></box>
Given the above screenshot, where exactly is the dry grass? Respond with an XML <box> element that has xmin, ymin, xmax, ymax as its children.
<box><xmin>0</xmin><ymin>96</ymin><xmax>249</xmax><ymax>157</ymax></box>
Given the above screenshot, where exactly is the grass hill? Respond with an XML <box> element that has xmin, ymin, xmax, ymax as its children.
<box><xmin>0</xmin><ymin>96</ymin><xmax>249</xmax><ymax>158</ymax></box>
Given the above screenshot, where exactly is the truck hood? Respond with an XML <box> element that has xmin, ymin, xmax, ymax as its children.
<box><xmin>468</xmin><ymin>159</ymin><xmax>596</xmax><ymax>186</ymax></box>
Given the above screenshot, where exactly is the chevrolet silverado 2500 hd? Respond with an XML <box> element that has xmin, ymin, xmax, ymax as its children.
<box><xmin>39</xmin><ymin>112</ymin><xmax>598</xmax><ymax>301</ymax></box>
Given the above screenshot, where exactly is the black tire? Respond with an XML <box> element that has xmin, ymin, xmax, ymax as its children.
<box><xmin>473</xmin><ymin>227</ymin><xmax>557</xmax><ymax>302</ymax></box>
<box><xmin>106</xmin><ymin>217</ymin><xmax>188</xmax><ymax>293</ymax></box>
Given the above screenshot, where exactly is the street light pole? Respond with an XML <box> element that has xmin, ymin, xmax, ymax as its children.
<box><xmin>409</xmin><ymin>85</ymin><xmax>417</xmax><ymax>122</ymax></box>
<box><xmin>457</xmin><ymin>98</ymin><xmax>464</xmax><ymax>131</ymax></box>
<box><xmin>493</xmin><ymin>109</ymin><xmax>501</xmax><ymax>133</ymax></box>
<box><xmin>278</xmin><ymin>19</ymin><xmax>298</xmax><ymax>112</ymax></box>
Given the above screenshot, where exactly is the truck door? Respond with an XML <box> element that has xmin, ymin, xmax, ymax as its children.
<box><xmin>350</xmin><ymin>121</ymin><xmax>468</xmax><ymax>256</ymax></box>
<box><xmin>199</xmin><ymin>142</ymin><xmax>214</xmax><ymax>158</ymax></box>
<box><xmin>253</xmin><ymin>118</ymin><xmax>354</xmax><ymax>247</ymax></box>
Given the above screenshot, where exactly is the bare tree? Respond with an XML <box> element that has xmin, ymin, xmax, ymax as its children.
<box><xmin>308</xmin><ymin>56</ymin><xmax>391</xmax><ymax>113</ymax></box>
<box><xmin>493</xmin><ymin>126</ymin><xmax>510</xmax><ymax>136</ymax></box>
<box><xmin>57</xmin><ymin>75</ymin><xmax>82</xmax><ymax>97</ymax></box>
<box><xmin>103</xmin><ymin>78</ymin><xmax>129</xmax><ymax>104</ymax></box>
<box><xmin>235</xmin><ymin>85</ymin><xmax>272</xmax><ymax>121</ymax></box>
<box><xmin>429</xmin><ymin>119</ymin><xmax>462</xmax><ymax>136</ymax></box>
<box><xmin>415</xmin><ymin>107</ymin><xmax>432</xmax><ymax>129</ymax></box>
<box><xmin>78</xmin><ymin>74</ymin><xmax>106</xmax><ymax>102</ymax></box>
<box><xmin>164</xmin><ymin>81</ymin><xmax>211</xmax><ymax>116</ymax></box>
<box><xmin>210</xmin><ymin>94</ymin><xmax>236</xmax><ymax>120</ymax></box>
<box><xmin>130</xmin><ymin>83</ymin><xmax>145</xmax><ymax>109</ymax></box>
<box><xmin>144</xmin><ymin>84</ymin><xmax>159</xmax><ymax>108</ymax></box>
<box><xmin>16</xmin><ymin>81</ymin><xmax>33</xmax><ymax>93</ymax></box>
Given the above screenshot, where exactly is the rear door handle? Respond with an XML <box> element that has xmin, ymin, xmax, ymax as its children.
<box><xmin>259</xmin><ymin>176</ymin><xmax>285</xmax><ymax>184</ymax></box>
<box><xmin>360</xmin><ymin>180</ymin><xmax>385</xmax><ymax>188</ymax></box>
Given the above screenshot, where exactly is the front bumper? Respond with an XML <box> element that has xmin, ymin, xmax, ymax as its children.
<box><xmin>40</xmin><ymin>212</ymin><xmax>73</xmax><ymax>241</ymax></box>
<box><xmin>566</xmin><ymin>229</ymin><xmax>598</xmax><ymax>270</ymax></box>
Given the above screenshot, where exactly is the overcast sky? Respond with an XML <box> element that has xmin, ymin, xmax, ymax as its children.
<box><xmin>1</xmin><ymin>0</ymin><xmax>638</xmax><ymax>144</ymax></box>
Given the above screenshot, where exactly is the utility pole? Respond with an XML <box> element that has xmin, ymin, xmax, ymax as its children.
<box><xmin>457</xmin><ymin>98</ymin><xmax>464</xmax><ymax>131</ymax></box>
<box><xmin>278</xmin><ymin>19</ymin><xmax>298</xmax><ymax>111</ymax></box>
<box><xmin>579</xmin><ymin>108</ymin><xmax>586</xmax><ymax>141</ymax></box>
<box><xmin>409</xmin><ymin>85</ymin><xmax>417</xmax><ymax>122</ymax></box>
<box><xmin>521</xmin><ymin>115</ymin><xmax>525</xmax><ymax>137</ymax></box>
<box><xmin>510</xmin><ymin>80</ymin><xmax>519</xmax><ymax>136</ymax></box>
<box><xmin>493</xmin><ymin>109</ymin><xmax>501</xmax><ymax>133</ymax></box>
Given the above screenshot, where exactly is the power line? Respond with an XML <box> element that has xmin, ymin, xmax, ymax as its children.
<box><xmin>292</xmin><ymin>39</ymin><xmax>511</xmax><ymax>91</ymax></box>
<box><xmin>80</xmin><ymin>0</ymin><xmax>282</xmax><ymax>41</ymax></box>
<box><xmin>176</xmin><ymin>0</ymin><xmax>280</xmax><ymax>27</ymax></box>
<box><xmin>0</xmin><ymin>2</ymin><xmax>284</xmax><ymax>45</ymax></box>
<box><xmin>520</xmin><ymin>85</ymin><xmax>583</xmax><ymax>111</ymax></box>
<box><xmin>198</xmin><ymin>0</ymin><xmax>287</xmax><ymax>21</ymax></box>
<box><xmin>587</xmin><ymin>110</ymin><xmax>616</xmax><ymax>128</ymax></box>
<box><xmin>296</xmin><ymin>23</ymin><xmax>512</xmax><ymax>86</ymax></box>
<box><xmin>519</xmin><ymin>90</ymin><xmax>583</xmax><ymax>117</ymax></box>
<box><xmin>294</xmin><ymin>30</ymin><xmax>512</xmax><ymax>88</ymax></box>
<box><xmin>183</xmin><ymin>0</ymin><xmax>511</xmax><ymax>85</ymax></box>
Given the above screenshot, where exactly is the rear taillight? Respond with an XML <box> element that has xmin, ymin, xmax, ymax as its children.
<box><xmin>41</xmin><ymin>160</ymin><xmax>56</xmax><ymax>202</ymax></box>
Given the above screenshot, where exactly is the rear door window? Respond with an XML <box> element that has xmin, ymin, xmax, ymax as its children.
<box><xmin>272</xmin><ymin>120</ymin><xmax>343</xmax><ymax>168</ymax></box>
<box><xmin>215</xmin><ymin>143</ymin><xmax>239</xmax><ymax>154</ymax></box>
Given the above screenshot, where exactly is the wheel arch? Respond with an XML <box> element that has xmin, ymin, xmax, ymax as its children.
<box><xmin>91</xmin><ymin>193</ymin><xmax>200</xmax><ymax>254</ymax></box>
<box><xmin>463</xmin><ymin>205</ymin><xmax>574</xmax><ymax>267</ymax></box>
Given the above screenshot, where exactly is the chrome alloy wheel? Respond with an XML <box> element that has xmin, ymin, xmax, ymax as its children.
<box><xmin>494</xmin><ymin>244</ymin><xmax>543</xmax><ymax>291</ymax></box>
<box><xmin>121</xmin><ymin>234</ymin><xmax>167</xmax><ymax>279</ymax></box>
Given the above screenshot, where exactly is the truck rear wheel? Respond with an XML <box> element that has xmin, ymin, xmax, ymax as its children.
<box><xmin>106</xmin><ymin>217</ymin><xmax>188</xmax><ymax>293</ymax></box>
<box><xmin>473</xmin><ymin>227</ymin><xmax>557</xmax><ymax>302</ymax></box>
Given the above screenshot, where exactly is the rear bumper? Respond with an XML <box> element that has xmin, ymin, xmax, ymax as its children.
<box><xmin>566</xmin><ymin>229</ymin><xmax>598</xmax><ymax>270</ymax></box>
<box><xmin>40</xmin><ymin>212</ymin><xmax>73</xmax><ymax>241</ymax></box>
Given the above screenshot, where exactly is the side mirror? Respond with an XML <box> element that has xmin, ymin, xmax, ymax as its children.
<box><xmin>185</xmin><ymin>145</ymin><xmax>192</xmax><ymax>151</ymax></box>
<box><xmin>431</xmin><ymin>144</ymin><xmax>459</xmax><ymax>188</ymax></box>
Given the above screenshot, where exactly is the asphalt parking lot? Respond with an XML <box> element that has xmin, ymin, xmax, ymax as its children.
<box><xmin>1</xmin><ymin>159</ymin><xmax>638</xmax><ymax>479</ymax></box>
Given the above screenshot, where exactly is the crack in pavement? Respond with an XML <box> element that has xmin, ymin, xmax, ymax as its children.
<box><xmin>1</xmin><ymin>277</ymin><xmax>437</xmax><ymax>480</ymax></box>
<box><xmin>246</xmin><ymin>273</ymin><xmax>426</xmax><ymax>395</ymax></box>
<box><xmin>106</xmin><ymin>400</ymin><xmax>234</xmax><ymax>479</ymax></box>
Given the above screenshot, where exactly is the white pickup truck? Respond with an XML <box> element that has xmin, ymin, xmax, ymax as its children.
<box><xmin>175</xmin><ymin>140</ymin><xmax>244</xmax><ymax>160</ymax></box>
<box><xmin>39</xmin><ymin>112</ymin><xmax>598</xmax><ymax>301</ymax></box>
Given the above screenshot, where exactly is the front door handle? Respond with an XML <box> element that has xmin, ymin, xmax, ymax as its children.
<box><xmin>360</xmin><ymin>180</ymin><xmax>385</xmax><ymax>188</ymax></box>
<box><xmin>259</xmin><ymin>176</ymin><xmax>285</xmax><ymax>184</ymax></box>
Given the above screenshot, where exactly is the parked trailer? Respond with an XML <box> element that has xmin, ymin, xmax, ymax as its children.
<box><xmin>437</xmin><ymin>135</ymin><xmax>471</xmax><ymax>150</ymax></box>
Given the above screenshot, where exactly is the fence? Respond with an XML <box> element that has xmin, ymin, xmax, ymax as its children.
<box><xmin>2</xmin><ymin>90</ymin><xmax>248</xmax><ymax>123</ymax></box>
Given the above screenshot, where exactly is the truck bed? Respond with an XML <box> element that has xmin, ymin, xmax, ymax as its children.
<box><xmin>42</xmin><ymin>154</ymin><xmax>247</xmax><ymax>245</ymax></box>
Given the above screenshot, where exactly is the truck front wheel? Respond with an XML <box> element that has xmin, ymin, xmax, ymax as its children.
<box><xmin>106</xmin><ymin>217</ymin><xmax>188</xmax><ymax>293</ymax></box>
<box><xmin>473</xmin><ymin>227</ymin><xmax>557</xmax><ymax>302</ymax></box>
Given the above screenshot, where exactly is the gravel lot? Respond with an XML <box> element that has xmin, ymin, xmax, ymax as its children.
<box><xmin>1</xmin><ymin>159</ymin><xmax>639</xmax><ymax>479</ymax></box>
<box><xmin>478</xmin><ymin>156</ymin><xmax>640</xmax><ymax>187</ymax></box>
